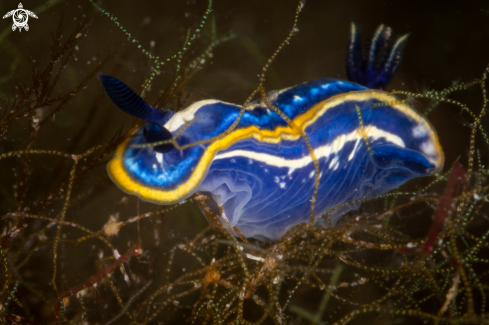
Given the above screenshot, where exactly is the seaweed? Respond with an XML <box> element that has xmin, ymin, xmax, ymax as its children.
<box><xmin>1</xmin><ymin>1</ymin><xmax>489</xmax><ymax>324</ymax></box>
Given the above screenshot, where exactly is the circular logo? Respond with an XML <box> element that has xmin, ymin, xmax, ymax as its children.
<box><xmin>2</xmin><ymin>3</ymin><xmax>38</xmax><ymax>32</ymax></box>
<box><xmin>13</xmin><ymin>10</ymin><xmax>28</xmax><ymax>27</ymax></box>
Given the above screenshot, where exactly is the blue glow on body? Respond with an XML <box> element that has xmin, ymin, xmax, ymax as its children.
<box><xmin>102</xmin><ymin>24</ymin><xmax>444</xmax><ymax>240</ymax></box>
<box><xmin>114</xmin><ymin>78</ymin><xmax>443</xmax><ymax>239</ymax></box>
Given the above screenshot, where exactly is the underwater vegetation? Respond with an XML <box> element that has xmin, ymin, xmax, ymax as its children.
<box><xmin>98</xmin><ymin>21</ymin><xmax>443</xmax><ymax>241</ymax></box>
<box><xmin>0</xmin><ymin>0</ymin><xmax>489</xmax><ymax>324</ymax></box>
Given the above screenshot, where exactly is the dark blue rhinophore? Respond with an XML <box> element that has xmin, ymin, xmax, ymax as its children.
<box><xmin>346</xmin><ymin>23</ymin><xmax>408</xmax><ymax>90</ymax></box>
<box><xmin>143</xmin><ymin>122</ymin><xmax>174</xmax><ymax>153</ymax></box>
<box><xmin>98</xmin><ymin>74</ymin><xmax>175</xmax><ymax>153</ymax></box>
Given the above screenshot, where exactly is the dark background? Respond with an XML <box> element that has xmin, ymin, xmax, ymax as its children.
<box><xmin>0</xmin><ymin>0</ymin><xmax>488</xmax><ymax>323</ymax></box>
<box><xmin>1</xmin><ymin>0</ymin><xmax>488</xmax><ymax>167</ymax></box>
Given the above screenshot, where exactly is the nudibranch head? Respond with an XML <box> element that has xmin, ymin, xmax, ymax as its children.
<box><xmin>100</xmin><ymin>24</ymin><xmax>444</xmax><ymax>240</ymax></box>
<box><xmin>98</xmin><ymin>74</ymin><xmax>175</xmax><ymax>153</ymax></box>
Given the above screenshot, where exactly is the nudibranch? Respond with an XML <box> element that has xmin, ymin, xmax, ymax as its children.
<box><xmin>100</xmin><ymin>24</ymin><xmax>444</xmax><ymax>240</ymax></box>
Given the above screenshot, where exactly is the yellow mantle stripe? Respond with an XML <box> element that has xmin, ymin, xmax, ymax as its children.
<box><xmin>108</xmin><ymin>90</ymin><xmax>443</xmax><ymax>204</ymax></box>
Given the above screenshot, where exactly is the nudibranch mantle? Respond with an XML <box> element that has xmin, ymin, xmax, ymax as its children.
<box><xmin>106</xmin><ymin>78</ymin><xmax>443</xmax><ymax>240</ymax></box>
<box><xmin>102</xmin><ymin>24</ymin><xmax>444</xmax><ymax>240</ymax></box>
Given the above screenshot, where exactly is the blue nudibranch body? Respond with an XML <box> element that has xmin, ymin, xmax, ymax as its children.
<box><xmin>101</xmin><ymin>24</ymin><xmax>444</xmax><ymax>240</ymax></box>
